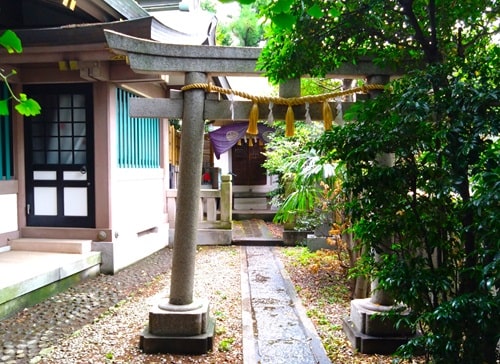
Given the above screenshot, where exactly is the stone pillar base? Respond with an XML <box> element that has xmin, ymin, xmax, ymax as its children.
<box><xmin>140</xmin><ymin>298</ymin><xmax>215</xmax><ymax>354</ymax></box>
<box><xmin>282</xmin><ymin>230</ymin><xmax>311</xmax><ymax>246</ymax></box>
<box><xmin>342</xmin><ymin>298</ymin><xmax>415</xmax><ymax>354</ymax></box>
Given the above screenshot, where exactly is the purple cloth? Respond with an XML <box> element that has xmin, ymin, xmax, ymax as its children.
<box><xmin>209</xmin><ymin>122</ymin><xmax>275</xmax><ymax>159</ymax></box>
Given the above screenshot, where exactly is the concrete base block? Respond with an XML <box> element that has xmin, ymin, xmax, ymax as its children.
<box><xmin>197</xmin><ymin>229</ymin><xmax>232</xmax><ymax>245</ymax></box>
<box><xmin>168</xmin><ymin>228</ymin><xmax>232</xmax><ymax>246</ymax></box>
<box><xmin>140</xmin><ymin>317</ymin><xmax>215</xmax><ymax>355</ymax></box>
<box><xmin>350</xmin><ymin>298</ymin><xmax>413</xmax><ymax>337</ymax></box>
<box><xmin>149</xmin><ymin>299</ymin><xmax>209</xmax><ymax>336</ymax></box>
<box><xmin>283</xmin><ymin>230</ymin><xmax>311</xmax><ymax>246</ymax></box>
<box><xmin>140</xmin><ymin>298</ymin><xmax>215</xmax><ymax>355</ymax></box>
<box><xmin>343</xmin><ymin>317</ymin><xmax>412</xmax><ymax>355</ymax></box>
<box><xmin>306</xmin><ymin>236</ymin><xmax>336</xmax><ymax>252</ymax></box>
<box><xmin>343</xmin><ymin>298</ymin><xmax>416</xmax><ymax>354</ymax></box>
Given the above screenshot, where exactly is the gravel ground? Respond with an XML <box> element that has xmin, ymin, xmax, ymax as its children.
<box><xmin>0</xmin><ymin>248</ymin><xmax>174</xmax><ymax>364</ymax></box>
<box><xmin>1</xmin><ymin>226</ymin><xmax>424</xmax><ymax>364</ymax></box>
<box><xmin>40</xmin><ymin>246</ymin><xmax>242</xmax><ymax>364</ymax></box>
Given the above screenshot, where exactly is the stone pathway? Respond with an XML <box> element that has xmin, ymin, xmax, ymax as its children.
<box><xmin>232</xmin><ymin>219</ymin><xmax>283</xmax><ymax>245</ymax></box>
<box><xmin>241</xmin><ymin>246</ymin><xmax>330</xmax><ymax>364</ymax></box>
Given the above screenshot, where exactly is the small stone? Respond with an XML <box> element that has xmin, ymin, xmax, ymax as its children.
<box><xmin>29</xmin><ymin>356</ymin><xmax>43</xmax><ymax>364</ymax></box>
<box><xmin>27</xmin><ymin>339</ymin><xmax>39</xmax><ymax>347</ymax></box>
<box><xmin>3</xmin><ymin>349</ymin><xmax>15</xmax><ymax>355</ymax></box>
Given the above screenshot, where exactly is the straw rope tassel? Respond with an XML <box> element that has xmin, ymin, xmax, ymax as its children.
<box><xmin>285</xmin><ymin>105</ymin><xmax>295</xmax><ymax>137</ymax></box>
<box><xmin>247</xmin><ymin>102</ymin><xmax>259</xmax><ymax>135</ymax></box>
<box><xmin>323</xmin><ymin>101</ymin><xmax>333</xmax><ymax>131</ymax></box>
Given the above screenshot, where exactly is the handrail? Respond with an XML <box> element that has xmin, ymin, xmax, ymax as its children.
<box><xmin>166</xmin><ymin>175</ymin><xmax>232</xmax><ymax>229</ymax></box>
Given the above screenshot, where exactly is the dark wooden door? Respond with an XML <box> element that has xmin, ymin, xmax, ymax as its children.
<box><xmin>24</xmin><ymin>84</ymin><xmax>95</xmax><ymax>227</ymax></box>
<box><xmin>231</xmin><ymin>141</ymin><xmax>267</xmax><ymax>186</ymax></box>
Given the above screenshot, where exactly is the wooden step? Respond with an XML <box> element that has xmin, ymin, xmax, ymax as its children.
<box><xmin>9</xmin><ymin>238</ymin><xmax>92</xmax><ymax>254</ymax></box>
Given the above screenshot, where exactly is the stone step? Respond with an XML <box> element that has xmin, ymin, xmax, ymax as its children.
<box><xmin>231</xmin><ymin>237</ymin><xmax>283</xmax><ymax>246</ymax></box>
<box><xmin>0</xmin><ymin>250</ymin><xmax>101</xmax><ymax>320</ymax></box>
<box><xmin>234</xmin><ymin>197</ymin><xmax>268</xmax><ymax>210</ymax></box>
<box><xmin>9</xmin><ymin>238</ymin><xmax>92</xmax><ymax>254</ymax></box>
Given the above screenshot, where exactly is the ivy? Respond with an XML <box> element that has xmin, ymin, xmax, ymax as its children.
<box><xmin>0</xmin><ymin>30</ymin><xmax>41</xmax><ymax>117</ymax></box>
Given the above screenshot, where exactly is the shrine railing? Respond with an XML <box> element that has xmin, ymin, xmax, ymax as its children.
<box><xmin>166</xmin><ymin>175</ymin><xmax>232</xmax><ymax>230</ymax></box>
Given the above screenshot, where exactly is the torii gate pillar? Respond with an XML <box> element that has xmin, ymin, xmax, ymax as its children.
<box><xmin>140</xmin><ymin>72</ymin><xmax>215</xmax><ymax>354</ymax></box>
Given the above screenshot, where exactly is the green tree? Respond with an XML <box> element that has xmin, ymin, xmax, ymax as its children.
<box><xmin>263</xmin><ymin>121</ymin><xmax>325</xmax><ymax>228</ymax></box>
<box><xmin>0</xmin><ymin>30</ymin><xmax>41</xmax><ymax>116</ymax></box>
<box><xmin>301</xmin><ymin>78</ymin><xmax>341</xmax><ymax>97</ymax></box>
<box><xmin>212</xmin><ymin>0</ymin><xmax>266</xmax><ymax>46</ymax></box>
<box><xmin>227</xmin><ymin>0</ymin><xmax>499</xmax><ymax>362</ymax></box>
<box><xmin>231</xmin><ymin>4</ymin><xmax>264</xmax><ymax>46</ymax></box>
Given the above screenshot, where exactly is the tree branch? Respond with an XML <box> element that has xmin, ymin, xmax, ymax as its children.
<box><xmin>398</xmin><ymin>0</ymin><xmax>439</xmax><ymax>64</ymax></box>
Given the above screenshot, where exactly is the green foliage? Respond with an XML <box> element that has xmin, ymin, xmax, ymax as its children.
<box><xmin>263</xmin><ymin>121</ymin><xmax>331</xmax><ymax>228</ymax></box>
<box><xmin>301</xmin><ymin>78</ymin><xmax>341</xmax><ymax>96</ymax></box>
<box><xmin>213</xmin><ymin>1</ymin><xmax>265</xmax><ymax>46</ymax></box>
<box><xmin>250</xmin><ymin>0</ymin><xmax>500</xmax><ymax>361</ymax></box>
<box><xmin>218</xmin><ymin>337</ymin><xmax>235</xmax><ymax>352</ymax></box>
<box><xmin>0</xmin><ymin>30</ymin><xmax>41</xmax><ymax>117</ymax></box>
<box><xmin>255</xmin><ymin>0</ymin><xmax>499</xmax><ymax>83</ymax></box>
<box><xmin>0</xmin><ymin>30</ymin><xmax>22</xmax><ymax>54</ymax></box>
<box><xmin>232</xmin><ymin>5</ymin><xmax>264</xmax><ymax>46</ymax></box>
<box><xmin>314</xmin><ymin>50</ymin><xmax>499</xmax><ymax>362</ymax></box>
<box><xmin>201</xmin><ymin>0</ymin><xmax>217</xmax><ymax>13</ymax></box>
<box><xmin>15</xmin><ymin>93</ymin><xmax>41</xmax><ymax>116</ymax></box>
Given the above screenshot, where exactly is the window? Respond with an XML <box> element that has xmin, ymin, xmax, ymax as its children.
<box><xmin>116</xmin><ymin>88</ymin><xmax>160</xmax><ymax>168</ymax></box>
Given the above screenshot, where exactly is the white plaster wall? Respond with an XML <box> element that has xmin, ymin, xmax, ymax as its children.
<box><xmin>0</xmin><ymin>194</ymin><xmax>18</xmax><ymax>234</ymax></box>
<box><xmin>98</xmin><ymin>167</ymin><xmax>169</xmax><ymax>273</ymax></box>
<box><xmin>112</xmin><ymin>168</ymin><xmax>167</xmax><ymax>235</ymax></box>
<box><xmin>214</xmin><ymin>152</ymin><xmax>229</xmax><ymax>174</ymax></box>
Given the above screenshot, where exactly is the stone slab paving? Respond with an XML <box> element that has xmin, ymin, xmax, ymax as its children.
<box><xmin>233</xmin><ymin>219</ymin><xmax>283</xmax><ymax>245</ymax></box>
<box><xmin>241</xmin><ymin>246</ymin><xmax>331</xmax><ymax>364</ymax></box>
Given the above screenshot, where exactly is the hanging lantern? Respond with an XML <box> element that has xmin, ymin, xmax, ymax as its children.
<box><xmin>247</xmin><ymin>102</ymin><xmax>259</xmax><ymax>135</ymax></box>
<box><xmin>285</xmin><ymin>105</ymin><xmax>295</xmax><ymax>137</ymax></box>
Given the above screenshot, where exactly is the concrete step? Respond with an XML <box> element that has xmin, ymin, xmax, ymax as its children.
<box><xmin>0</xmin><ymin>250</ymin><xmax>101</xmax><ymax>320</ymax></box>
<box><xmin>232</xmin><ymin>237</ymin><xmax>283</xmax><ymax>246</ymax></box>
<box><xmin>234</xmin><ymin>197</ymin><xmax>268</xmax><ymax>210</ymax></box>
<box><xmin>9</xmin><ymin>238</ymin><xmax>92</xmax><ymax>254</ymax></box>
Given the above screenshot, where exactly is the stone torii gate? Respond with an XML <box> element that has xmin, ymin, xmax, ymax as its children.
<box><xmin>104</xmin><ymin>29</ymin><xmax>406</xmax><ymax>355</ymax></box>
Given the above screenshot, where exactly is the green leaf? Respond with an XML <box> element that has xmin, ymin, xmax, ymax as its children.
<box><xmin>272</xmin><ymin>13</ymin><xmax>296</xmax><ymax>29</ymax></box>
<box><xmin>0</xmin><ymin>30</ymin><xmax>22</xmax><ymax>54</ymax></box>
<box><xmin>219</xmin><ymin>0</ymin><xmax>253</xmax><ymax>3</ymax></box>
<box><xmin>307</xmin><ymin>4</ymin><xmax>323</xmax><ymax>18</ymax></box>
<box><xmin>328</xmin><ymin>7</ymin><xmax>341</xmax><ymax>18</ymax></box>
<box><xmin>274</xmin><ymin>0</ymin><xmax>294</xmax><ymax>13</ymax></box>
<box><xmin>0</xmin><ymin>99</ymin><xmax>10</xmax><ymax>116</ymax></box>
<box><xmin>15</xmin><ymin>97</ymin><xmax>41</xmax><ymax>116</ymax></box>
